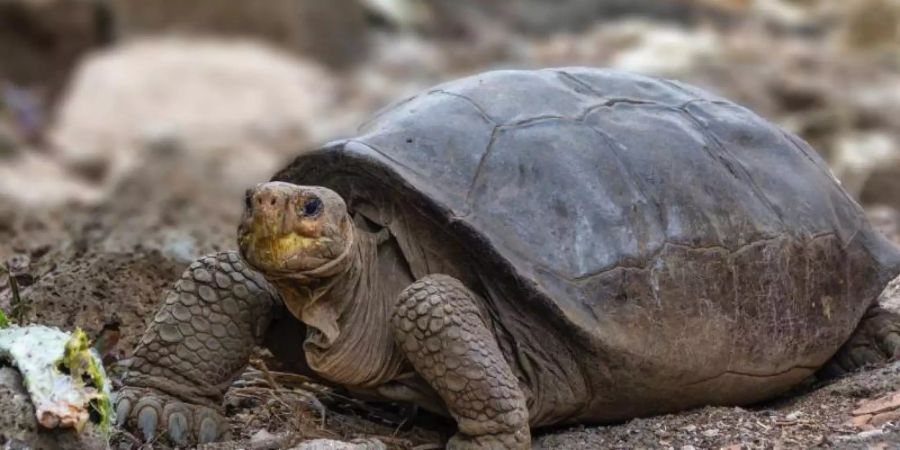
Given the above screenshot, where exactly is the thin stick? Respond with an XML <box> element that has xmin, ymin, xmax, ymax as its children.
<box><xmin>1</xmin><ymin>263</ymin><xmax>21</xmax><ymax>322</ymax></box>
<box><xmin>8</xmin><ymin>270</ymin><xmax>21</xmax><ymax>320</ymax></box>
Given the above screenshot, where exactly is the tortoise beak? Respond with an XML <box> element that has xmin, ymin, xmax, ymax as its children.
<box><xmin>243</xmin><ymin>183</ymin><xmax>293</xmax><ymax>237</ymax></box>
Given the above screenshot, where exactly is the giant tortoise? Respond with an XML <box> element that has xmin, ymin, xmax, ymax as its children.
<box><xmin>115</xmin><ymin>68</ymin><xmax>900</xmax><ymax>449</ymax></box>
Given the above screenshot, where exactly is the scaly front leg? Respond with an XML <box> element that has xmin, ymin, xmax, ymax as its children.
<box><xmin>392</xmin><ymin>275</ymin><xmax>530</xmax><ymax>450</ymax></box>
<box><xmin>115</xmin><ymin>252</ymin><xmax>280</xmax><ymax>445</ymax></box>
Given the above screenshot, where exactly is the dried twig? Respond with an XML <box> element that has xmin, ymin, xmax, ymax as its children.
<box><xmin>2</xmin><ymin>257</ymin><xmax>30</xmax><ymax>322</ymax></box>
<box><xmin>235</xmin><ymin>364</ymin><xmax>440</xmax><ymax>449</ymax></box>
<box><xmin>249</xmin><ymin>356</ymin><xmax>281</xmax><ymax>390</ymax></box>
<box><xmin>0</xmin><ymin>263</ymin><xmax>20</xmax><ymax>322</ymax></box>
<box><xmin>249</xmin><ymin>358</ymin><xmax>327</xmax><ymax>426</ymax></box>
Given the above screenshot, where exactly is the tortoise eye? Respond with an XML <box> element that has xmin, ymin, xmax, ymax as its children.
<box><xmin>301</xmin><ymin>197</ymin><xmax>323</xmax><ymax>217</ymax></box>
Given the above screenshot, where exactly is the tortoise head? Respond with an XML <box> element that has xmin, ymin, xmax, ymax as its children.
<box><xmin>238</xmin><ymin>182</ymin><xmax>353</xmax><ymax>279</ymax></box>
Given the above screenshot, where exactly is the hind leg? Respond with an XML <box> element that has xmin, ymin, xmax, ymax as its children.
<box><xmin>821</xmin><ymin>305</ymin><xmax>900</xmax><ymax>378</ymax></box>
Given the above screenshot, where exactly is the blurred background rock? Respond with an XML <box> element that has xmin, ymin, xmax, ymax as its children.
<box><xmin>1</xmin><ymin>0</ymin><xmax>900</xmax><ymax>447</ymax></box>
<box><xmin>109</xmin><ymin>0</ymin><xmax>369</xmax><ymax>69</ymax></box>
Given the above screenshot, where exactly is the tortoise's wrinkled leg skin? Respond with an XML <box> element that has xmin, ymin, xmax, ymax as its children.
<box><xmin>821</xmin><ymin>306</ymin><xmax>900</xmax><ymax>378</ymax></box>
<box><xmin>392</xmin><ymin>274</ymin><xmax>530</xmax><ymax>450</ymax></box>
<box><xmin>116</xmin><ymin>251</ymin><xmax>280</xmax><ymax>445</ymax></box>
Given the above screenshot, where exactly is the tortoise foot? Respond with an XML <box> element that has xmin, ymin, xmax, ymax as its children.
<box><xmin>115</xmin><ymin>386</ymin><xmax>226</xmax><ymax>445</ymax></box>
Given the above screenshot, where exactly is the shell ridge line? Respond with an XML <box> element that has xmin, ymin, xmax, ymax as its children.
<box><xmin>463</xmin><ymin>124</ymin><xmax>503</xmax><ymax>212</ymax></box>
<box><xmin>584</xmin><ymin>123</ymin><xmax>656</xmax><ymax>208</ymax></box>
<box><xmin>557</xmin><ymin>69</ymin><xmax>669</xmax><ymax>115</ymax></box>
<box><xmin>504</xmin><ymin>114</ymin><xmax>574</xmax><ymax>127</ymax></box>
<box><xmin>584</xmin><ymin>123</ymin><xmax>663</xmax><ymax>258</ymax></box>
<box><xmin>781</xmin><ymin>131</ymin><xmax>838</xmax><ymax>179</ymax></box>
<box><xmin>678</xmin><ymin>98</ymin><xmax>733</xmax><ymax>109</ymax></box>
<box><xmin>579</xmin><ymin>104</ymin><xmax>721</xmax><ymax>240</ymax></box>
<box><xmin>780</xmin><ymin>130</ymin><xmax>868</xmax><ymax>241</ymax></box>
<box><xmin>675</xmin><ymin>105</ymin><xmax>790</xmax><ymax>229</ymax></box>
<box><xmin>585</xmin><ymin>103</ymin><xmax>721</xmax><ymax>167</ymax></box>
<box><xmin>602</xmin><ymin>98</ymin><xmax>657</xmax><ymax>107</ymax></box>
<box><xmin>429</xmin><ymin>89</ymin><xmax>499</xmax><ymax>125</ymax></box>
<box><xmin>554</xmin><ymin>69</ymin><xmax>605</xmax><ymax>98</ymax></box>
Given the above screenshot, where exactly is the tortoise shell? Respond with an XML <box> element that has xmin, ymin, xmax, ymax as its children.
<box><xmin>275</xmin><ymin>68</ymin><xmax>900</xmax><ymax>416</ymax></box>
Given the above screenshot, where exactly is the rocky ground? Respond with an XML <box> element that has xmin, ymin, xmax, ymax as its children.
<box><xmin>2</xmin><ymin>0</ymin><xmax>900</xmax><ymax>448</ymax></box>
<box><xmin>536</xmin><ymin>362</ymin><xmax>900</xmax><ymax>449</ymax></box>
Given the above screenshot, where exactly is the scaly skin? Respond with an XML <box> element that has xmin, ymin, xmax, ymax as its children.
<box><xmin>392</xmin><ymin>275</ymin><xmax>530</xmax><ymax>450</ymax></box>
<box><xmin>821</xmin><ymin>305</ymin><xmax>900</xmax><ymax>378</ymax></box>
<box><xmin>115</xmin><ymin>252</ymin><xmax>280</xmax><ymax>445</ymax></box>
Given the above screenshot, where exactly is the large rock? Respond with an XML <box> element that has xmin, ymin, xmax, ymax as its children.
<box><xmin>49</xmin><ymin>37</ymin><xmax>341</xmax><ymax>192</ymax></box>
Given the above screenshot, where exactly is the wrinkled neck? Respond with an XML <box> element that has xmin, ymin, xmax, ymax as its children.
<box><xmin>276</xmin><ymin>231</ymin><xmax>406</xmax><ymax>388</ymax></box>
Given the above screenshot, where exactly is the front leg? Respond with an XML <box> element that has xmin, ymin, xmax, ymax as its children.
<box><xmin>116</xmin><ymin>251</ymin><xmax>280</xmax><ymax>445</ymax></box>
<box><xmin>392</xmin><ymin>274</ymin><xmax>530</xmax><ymax>450</ymax></box>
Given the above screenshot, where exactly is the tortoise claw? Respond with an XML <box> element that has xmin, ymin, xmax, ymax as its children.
<box><xmin>198</xmin><ymin>416</ymin><xmax>219</xmax><ymax>444</ymax></box>
<box><xmin>137</xmin><ymin>406</ymin><xmax>158</xmax><ymax>442</ymax></box>
<box><xmin>115</xmin><ymin>386</ymin><xmax>227</xmax><ymax>445</ymax></box>
<box><xmin>114</xmin><ymin>397</ymin><xmax>131</xmax><ymax>428</ymax></box>
<box><xmin>167</xmin><ymin>411</ymin><xmax>189</xmax><ymax>445</ymax></box>
<box><xmin>880</xmin><ymin>333</ymin><xmax>900</xmax><ymax>358</ymax></box>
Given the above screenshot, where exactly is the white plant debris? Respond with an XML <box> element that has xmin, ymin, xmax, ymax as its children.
<box><xmin>0</xmin><ymin>325</ymin><xmax>112</xmax><ymax>432</ymax></box>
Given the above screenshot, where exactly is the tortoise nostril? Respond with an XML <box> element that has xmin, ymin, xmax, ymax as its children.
<box><xmin>270</xmin><ymin>197</ymin><xmax>277</xmax><ymax>206</ymax></box>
